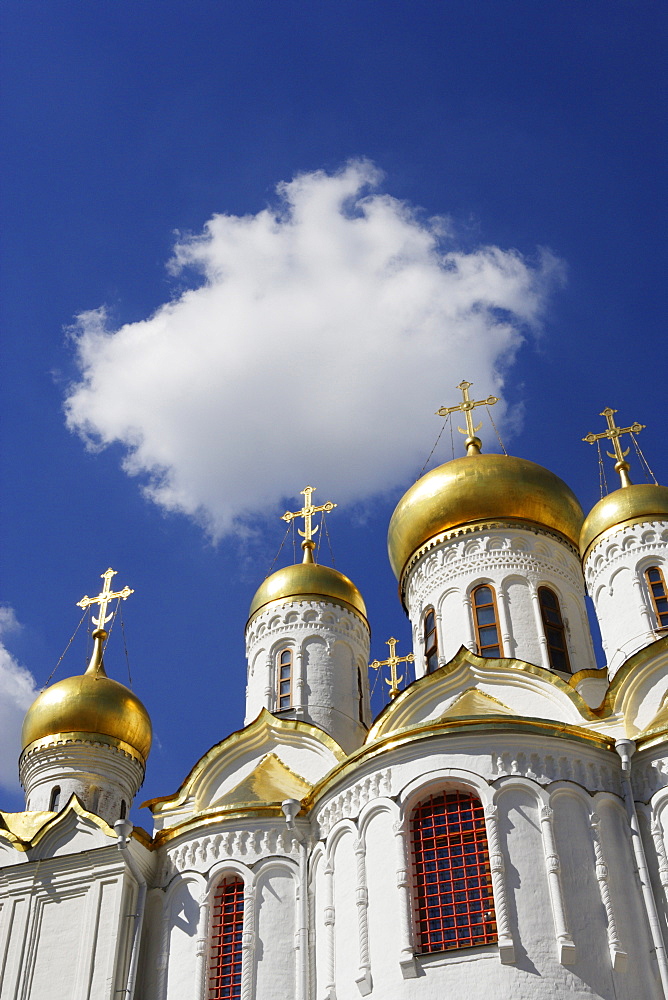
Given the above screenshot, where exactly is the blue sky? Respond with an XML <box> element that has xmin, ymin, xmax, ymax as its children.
<box><xmin>1</xmin><ymin>2</ymin><xmax>666</xmax><ymax>822</ymax></box>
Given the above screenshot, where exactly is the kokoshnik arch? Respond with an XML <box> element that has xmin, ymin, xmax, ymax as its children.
<box><xmin>2</xmin><ymin>385</ymin><xmax>668</xmax><ymax>1000</ymax></box>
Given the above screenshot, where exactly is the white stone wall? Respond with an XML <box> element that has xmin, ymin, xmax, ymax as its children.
<box><xmin>583</xmin><ymin>520</ymin><xmax>668</xmax><ymax>677</ymax></box>
<box><xmin>144</xmin><ymin>819</ymin><xmax>304</xmax><ymax>1000</ymax></box>
<box><xmin>310</xmin><ymin>732</ymin><xmax>661</xmax><ymax>999</ymax></box>
<box><xmin>245</xmin><ymin>600</ymin><xmax>371</xmax><ymax>754</ymax></box>
<box><xmin>19</xmin><ymin>739</ymin><xmax>145</xmax><ymax>826</ymax></box>
<box><xmin>0</xmin><ymin>845</ymin><xmax>146</xmax><ymax>1000</ymax></box>
<box><xmin>404</xmin><ymin>527</ymin><xmax>596</xmax><ymax>676</ymax></box>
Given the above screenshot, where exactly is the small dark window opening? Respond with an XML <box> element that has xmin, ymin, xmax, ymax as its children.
<box><xmin>119</xmin><ymin>800</ymin><xmax>127</xmax><ymax>820</ymax></box>
<box><xmin>358</xmin><ymin>667</ymin><xmax>365</xmax><ymax>724</ymax></box>
<box><xmin>277</xmin><ymin>648</ymin><xmax>293</xmax><ymax>710</ymax></box>
<box><xmin>424</xmin><ymin>608</ymin><xmax>439</xmax><ymax>673</ymax></box>
<box><xmin>538</xmin><ymin>587</ymin><xmax>570</xmax><ymax>671</ymax></box>
<box><xmin>472</xmin><ymin>586</ymin><xmax>503</xmax><ymax>657</ymax></box>
<box><xmin>646</xmin><ymin>567</ymin><xmax>668</xmax><ymax>630</ymax></box>
<box><xmin>49</xmin><ymin>786</ymin><xmax>61</xmax><ymax>811</ymax></box>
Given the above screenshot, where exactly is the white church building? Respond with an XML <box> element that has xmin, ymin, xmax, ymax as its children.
<box><xmin>2</xmin><ymin>392</ymin><xmax>668</xmax><ymax>1000</ymax></box>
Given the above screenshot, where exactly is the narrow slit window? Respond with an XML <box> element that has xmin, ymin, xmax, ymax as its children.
<box><xmin>358</xmin><ymin>666</ymin><xmax>365</xmax><ymax>724</ymax></box>
<box><xmin>646</xmin><ymin>566</ymin><xmax>668</xmax><ymax>630</ymax></box>
<box><xmin>277</xmin><ymin>649</ymin><xmax>293</xmax><ymax>710</ymax></box>
<box><xmin>208</xmin><ymin>876</ymin><xmax>244</xmax><ymax>999</ymax></box>
<box><xmin>119</xmin><ymin>800</ymin><xmax>127</xmax><ymax>820</ymax></box>
<box><xmin>538</xmin><ymin>587</ymin><xmax>571</xmax><ymax>672</ymax></box>
<box><xmin>411</xmin><ymin>790</ymin><xmax>497</xmax><ymax>953</ymax></box>
<box><xmin>49</xmin><ymin>786</ymin><xmax>61</xmax><ymax>811</ymax></box>
<box><xmin>424</xmin><ymin>608</ymin><xmax>439</xmax><ymax>673</ymax></box>
<box><xmin>472</xmin><ymin>586</ymin><xmax>503</xmax><ymax>657</ymax></box>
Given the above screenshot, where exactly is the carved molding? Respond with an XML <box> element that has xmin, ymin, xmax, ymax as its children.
<box><xmin>160</xmin><ymin>826</ymin><xmax>299</xmax><ymax>883</ymax></box>
<box><xmin>492</xmin><ymin>751</ymin><xmax>620</xmax><ymax>796</ymax></box>
<box><xmin>591</xmin><ymin>812</ymin><xmax>627</xmax><ymax>971</ymax></box>
<box><xmin>484</xmin><ymin>804</ymin><xmax>515</xmax><ymax>964</ymax></box>
<box><xmin>317</xmin><ymin>770</ymin><xmax>392</xmax><ymax>837</ymax></box>
<box><xmin>405</xmin><ymin>530</ymin><xmax>583</xmax><ymax>613</ymax></box>
<box><xmin>539</xmin><ymin>805</ymin><xmax>576</xmax><ymax>965</ymax></box>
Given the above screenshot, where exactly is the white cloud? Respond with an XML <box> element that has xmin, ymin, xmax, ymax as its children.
<box><xmin>65</xmin><ymin>160</ymin><xmax>563</xmax><ymax>539</ymax></box>
<box><xmin>0</xmin><ymin>607</ymin><xmax>38</xmax><ymax>792</ymax></box>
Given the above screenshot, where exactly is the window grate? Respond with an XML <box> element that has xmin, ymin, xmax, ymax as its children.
<box><xmin>411</xmin><ymin>791</ymin><xmax>497</xmax><ymax>954</ymax></box>
<box><xmin>208</xmin><ymin>877</ymin><xmax>244</xmax><ymax>999</ymax></box>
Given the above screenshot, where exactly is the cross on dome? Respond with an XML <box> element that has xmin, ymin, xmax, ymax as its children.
<box><xmin>282</xmin><ymin>486</ymin><xmax>337</xmax><ymax>562</ymax></box>
<box><xmin>370</xmin><ymin>636</ymin><xmax>415</xmax><ymax>700</ymax></box>
<box><xmin>77</xmin><ymin>567</ymin><xmax>134</xmax><ymax>635</ymax></box>
<box><xmin>436</xmin><ymin>380</ymin><xmax>499</xmax><ymax>455</ymax></box>
<box><xmin>582</xmin><ymin>407</ymin><xmax>646</xmax><ymax>488</ymax></box>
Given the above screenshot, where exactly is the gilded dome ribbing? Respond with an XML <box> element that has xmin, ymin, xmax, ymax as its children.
<box><xmin>388</xmin><ymin>453</ymin><xmax>584</xmax><ymax>584</ymax></box>
<box><xmin>580</xmin><ymin>483</ymin><xmax>668</xmax><ymax>561</ymax></box>
<box><xmin>21</xmin><ymin>632</ymin><xmax>152</xmax><ymax>763</ymax></box>
<box><xmin>248</xmin><ymin>554</ymin><xmax>367</xmax><ymax>625</ymax></box>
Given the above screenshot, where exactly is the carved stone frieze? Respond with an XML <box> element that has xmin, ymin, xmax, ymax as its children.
<box><xmin>316</xmin><ymin>770</ymin><xmax>392</xmax><ymax>837</ymax></box>
<box><xmin>491</xmin><ymin>750</ymin><xmax>620</xmax><ymax>796</ymax></box>
<box><xmin>246</xmin><ymin>601</ymin><xmax>368</xmax><ymax>648</ymax></box>
<box><xmin>159</xmin><ymin>825</ymin><xmax>300</xmax><ymax>883</ymax></box>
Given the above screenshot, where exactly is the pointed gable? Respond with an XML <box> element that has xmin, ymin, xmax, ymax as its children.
<box><xmin>367</xmin><ymin>646</ymin><xmax>596</xmax><ymax>742</ymax></box>
<box><xmin>146</xmin><ymin>709</ymin><xmax>345</xmax><ymax>832</ymax></box>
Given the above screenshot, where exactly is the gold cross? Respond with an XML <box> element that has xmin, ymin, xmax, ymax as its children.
<box><xmin>370</xmin><ymin>637</ymin><xmax>415</xmax><ymax>700</ymax></box>
<box><xmin>282</xmin><ymin>486</ymin><xmax>337</xmax><ymax>556</ymax></box>
<box><xmin>582</xmin><ymin>408</ymin><xmax>645</xmax><ymax>488</ymax></box>
<box><xmin>77</xmin><ymin>567</ymin><xmax>134</xmax><ymax>631</ymax></box>
<box><xmin>436</xmin><ymin>380</ymin><xmax>499</xmax><ymax>455</ymax></box>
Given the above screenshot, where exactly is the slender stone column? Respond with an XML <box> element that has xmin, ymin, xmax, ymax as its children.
<box><xmin>497</xmin><ymin>587</ymin><xmax>514</xmax><ymax>658</ymax></box>
<box><xmin>353</xmin><ymin>838</ymin><xmax>372</xmax><ymax>995</ymax></box>
<box><xmin>539</xmin><ymin>805</ymin><xmax>576</xmax><ymax>964</ymax></box>
<box><xmin>462</xmin><ymin>594</ymin><xmax>476</xmax><ymax>653</ymax></box>
<box><xmin>323</xmin><ymin>863</ymin><xmax>337</xmax><ymax>999</ymax></box>
<box><xmin>530</xmin><ymin>586</ymin><xmax>551</xmax><ymax>669</ymax></box>
<box><xmin>240</xmin><ymin>882</ymin><xmax>256</xmax><ymax>1000</ymax></box>
<box><xmin>484</xmin><ymin>804</ymin><xmax>515</xmax><ymax>964</ymax></box>
<box><xmin>393</xmin><ymin>821</ymin><xmax>418</xmax><ymax>978</ymax></box>
<box><xmin>195</xmin><ymin>896</ymin><xmax>211</xmax><ymax>999</ymax></box>
<box><xmin>591</xmin><ymin>812</ymin><xmax>627</xmax><ymax>970</ymax></box>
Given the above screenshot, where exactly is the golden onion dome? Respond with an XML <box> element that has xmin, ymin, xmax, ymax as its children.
<box><xmin>580</xmin><ymin>483</ymin><xmax>668</xmax><ymax>562</ymax></box>
<box><xmin>388</xmin><ymin>452</ymin><xmax>584</xmax><ymax>585</ymax></box>
<box><xmin>248</xmin><ymin>545</ymin><xmax>367</xmax><ymax>626</ymax></box>
<box><xmin>21</xmin><ymin>630</ymin><xmax>152</xmax><ymax>763</ymax></box>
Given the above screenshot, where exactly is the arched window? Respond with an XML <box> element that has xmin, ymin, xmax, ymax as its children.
<box><xmin>646</xmin><ymin>566</ymin><xmax>668</xmax><ymax>630</ymax></box>
<box><xmin>358</xmin><ymin>666</ymin><xmax>365</xmax><ymax>724</ymax></box>
<box><xmin>277</xmin><ymin>648</ymin><xmax>293</xmax><ymax>710</ymax></box>
<box><xmin>424</xmin><ymin>608</ymin><xmax>438</xmax><ymax>673</ymax></box>
<box><xmin>209</xmin><ymin>876</ymin><xmax>244</xmax><ymax>999</ymax></box>
<box><xmin>472</xmin><ymin>586</ymin><xmax>503</xmax><ymax>657</ymax></box>
<box><xmin>538</xmin><ymin>587</ymin><xmax>570</xmax><ymax>672</ymax></box>
<box><xmin>49</xmin><ymin>786</ymin><xmax>61</xmax><ymax>811</ymax></box>
<box><xmin>411</xmin><ymin>790</ymin><xmax>496</xmax><ymax>953</ymax></box>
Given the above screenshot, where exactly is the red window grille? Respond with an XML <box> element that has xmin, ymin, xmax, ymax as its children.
<box><xmin>208</xmin><ymin>877</ymin><xmax>244</xmax><ymax>999</ymax></box>
<box><xmin>411</xmin><ymin>791</ymin><xmax>497</xmax><ymax>954</ymax></box>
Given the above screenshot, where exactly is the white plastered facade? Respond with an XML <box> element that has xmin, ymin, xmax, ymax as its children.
<box><xmin>584</xmin><ymin>519</ymin><xmax>668</xmax><ymax>677</ymax></box>
<box><xmin>4</xmin><ymin>484</ymin><xmax>668</xmax><ymax>1000</ymax></box>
